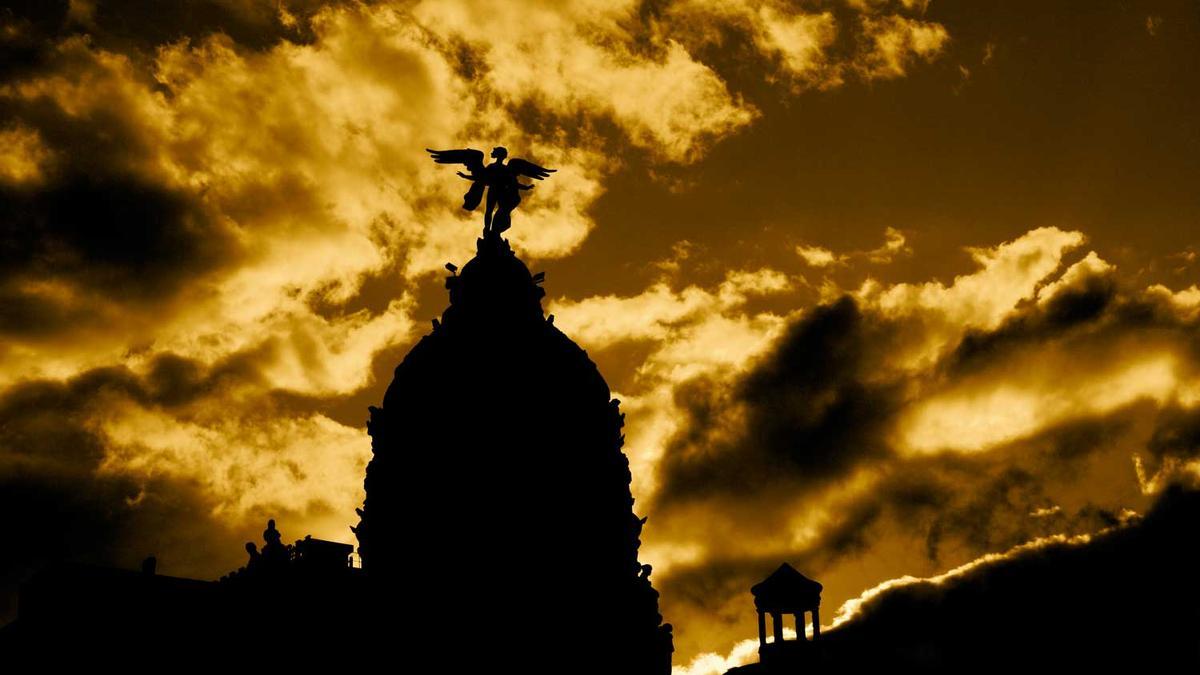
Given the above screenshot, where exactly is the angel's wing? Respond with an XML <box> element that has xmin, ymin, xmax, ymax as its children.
<box><xmin>508</xmin><ymin>158</ymin><xmax>556</xmax><ymax>180</ymax></box>
<box><xmin>426</xmin><ymin>148</ymin><xmax>485</xmax><ymax>174</ymax></box>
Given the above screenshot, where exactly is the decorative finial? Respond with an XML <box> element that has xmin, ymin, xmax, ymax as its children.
<box><xmin>427</xmin><ymin>146</ymin><xmax>555</xmax><ymax>239</ymax></box>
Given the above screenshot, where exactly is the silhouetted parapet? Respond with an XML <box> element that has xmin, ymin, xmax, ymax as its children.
<box><xmin>221</xmin><ymin>520</ymin><xmax>355</xmax><ymax>588</ymax></box>
<box><xmin>4</xmin><ymin>519</ymin><xmax>365</xmax><ymax>667</ymax></box>
<box><xmin>356</xmin><ymin>235</ymin><xmax>672</xmax><ymax>673</ymax></box>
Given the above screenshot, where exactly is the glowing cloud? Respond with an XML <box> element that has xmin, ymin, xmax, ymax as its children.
<box><xmin>0</xmin><ymin>125</ymin><xmax>51</xmax><ymax>184</ymax></box>
<box><xmin>900</xmin><ymin>354</ymin><xmax>1181</xmax><ymax>455</ymax></box>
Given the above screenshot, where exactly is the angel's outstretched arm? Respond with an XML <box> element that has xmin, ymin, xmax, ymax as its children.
<box><xmin>456</xmin><ymin>171</ymin><xmax>477</xmax><ymax>181</ymax></box>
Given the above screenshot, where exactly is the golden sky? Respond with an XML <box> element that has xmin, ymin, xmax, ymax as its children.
<box><xmin>1</xmin><ymin>1</ymin><xmax>1199</xmax><ymax>669</ymax></box>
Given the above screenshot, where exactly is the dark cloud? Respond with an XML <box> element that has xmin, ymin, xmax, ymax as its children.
<box><xmin>1041</xmin><ymin>272</ymin><xmax>1119</xmax><ymax>327</ymax></box>
<box><xmin>820</xmin><ymin>416</ymin><xmax>1137</xmax><ymax>566</ymax></box>
<box><xmin>655</xmin><ymin>259</ymin><xmax>1197</xmax><ymax>509</ymax></box>
<box><xmin>946</xmin><ymin>287</ymin><xmax>1128</xmax><ymax>376</ymax></box>
<box><xmin>0</xmin><ymin>38</ymin><xmax>243</xmax><ymax>334</ymax></box>
<box><xmin>0</xmin><ymin>172</ymin><xmax>232</xmax><ymax>303</ymax></box>
<box><xmin>657</xmin><ymin>298</ymin><xmax>901</xmax><ymax>503</ymax></box>
<box><xmin>0</xmin><ymin>0</ymin><xmax>347</xmax><ymax>56</ymax></box>
<box><xmin>1149</xmin><ymin>407</ymin><xmax>1200</xmax><ymax>458</ymax></box>
<box><xmin>954</xmin><ymin>300</ymin><xmax>1113</xmax><ymax>371</ymax></box>
<box><xmin>822</xmin><ymin>484</ymin><xmax>1200</xmax><ymax>670</ymax></box>
<box><xmin>0</xmin><ymin>8</ymin><xmax>55</xmax><ymax>80</ymax></box>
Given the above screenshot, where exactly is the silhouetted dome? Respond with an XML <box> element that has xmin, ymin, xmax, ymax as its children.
<box><xmin>357</xmin><ymin>235</ymin><xmax>672</xmax><ymax>674</ymax></box>
<box><xmin>443</xmin><ymin>240</ymin><xmax>546</xmax><ymax>324</ymax></box>
<box><xmin>752</xmin><ymin>563</ymin><xmax>823</xmax><ymax>613</ymax></box>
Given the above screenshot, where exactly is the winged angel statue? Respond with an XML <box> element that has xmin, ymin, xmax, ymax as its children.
<box><xmin>427</xmin><ymin>146</ymin><xmax>555</xmax><ymax>238</ymax></box>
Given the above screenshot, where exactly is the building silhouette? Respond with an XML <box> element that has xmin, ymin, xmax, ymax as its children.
<box><xmin>2</xmin><ymin>520</ymin><xmax>365</xmax><ymax>665</ymax></box>
<box><xmin>356</xmin><ymin>234</ymin><xmax>672</xmax><ymax>673</ymax></box>
<box><xmin>0</xmin><ymin>235</ymin><xmax>672</xmax><ymax>671</ymax></box>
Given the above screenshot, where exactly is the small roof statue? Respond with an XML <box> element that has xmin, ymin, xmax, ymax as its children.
<box><xmin>751</xmin><ymin>563</ymin><xmax>823</xmax><ymax>614</ymax></box>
